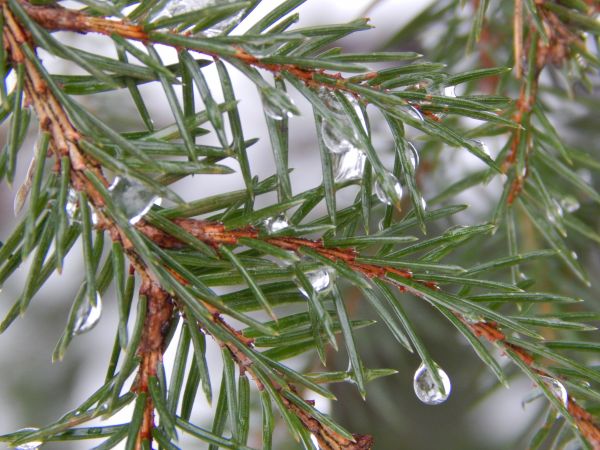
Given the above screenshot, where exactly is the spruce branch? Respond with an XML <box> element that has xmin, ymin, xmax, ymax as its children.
<box><xmin>1</xmin><ymin>1</ymin><xmax>600</xmax><ymax>449</ymax></box>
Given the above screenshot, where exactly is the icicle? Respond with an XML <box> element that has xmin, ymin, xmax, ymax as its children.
<box><xmin>108</xmin><ymin>177</ymin><xmax>161</xmax><ymax>225</ymax></box>
<box><xmin>413</xmin><ymin>362</ymin><xmax>451</xmax><ymax>405</ymax></box>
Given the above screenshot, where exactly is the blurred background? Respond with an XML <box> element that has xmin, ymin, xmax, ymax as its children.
<box><xmin>1</xmin><ymin>1</ymin><xmax>598</xmax><ymax>449</ymax></box>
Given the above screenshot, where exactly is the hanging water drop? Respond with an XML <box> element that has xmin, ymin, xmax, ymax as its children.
<box><xmin>334</xmin><ymin>147</ymin><xmax>366</xmax><ymax>182</ymax></box>
<box><xmin>560</xmin><ymin>196</ymin><xmax>580</xmax><ymax>213</ymax></box>
<box><xmin>443</xmin><ymin>85</ymin><xmax>456</xmax><ymax>97</ymax></box>
<box><xmin>419</xmin><ymin>197</ymin><xmax>427</xmax><ymax>210</ymax></box>
<box><xmin>468</xmin><ymin>139</ymin><xmax>490</xmax><ymax>157</ymax></box>
<box><xmin>405</xmin><ymin>142</ymin><xmax>419</xmax><ymax>170</ymax></box>
<box><xmin>298</xmin><ymin>268</ymin><xmax>334</xmax><ymax>298</ymax></box>
<box><xmin>263</xmin><ymin>214</ymin><xmax>289</xmax><ymax>233</ymax></box>
<box><xmin>374</xmin><ymin>173</ymin><xmax>403</xmax><ymax>206</ymax></box>
<box><xmin>108</xmin><ymin>177</ymin><xmax>161</xmax><ymax>225</ymax></box>
<box><xmin>320</xmin><ymin>120</ymin><xmax>357</xmax><ymax>154</ymax></box>
<box><xmin>540</xmin><ymin>375</ymin><xmax>568</xmax><ymax>408</ymax></box>
<box><xmin>14</xmin><ymin>428</ymin><xmax>42</xmax><ymax>450</ymax></box>
<box><xmin>262</xmin><ymin>90</ymin><xmax>297</xmax><ymax>121</ymax></box>
<box><xmin>413</xmin><ymin>362</ymin><xmax>451</xmax><ymax>405</ymax></box>
<box><xmin>73</xmin><ymin>292</ymin><xmax>102</xmax><ymax>335</ymax></box>
<box><xmin>546</xmin><ymin>199</ymin><xmax>564</xmax><ymax>226</ymax></box>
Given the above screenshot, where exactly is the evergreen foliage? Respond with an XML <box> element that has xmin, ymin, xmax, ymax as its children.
<box><xmin>0</xmin><ymin>0</ymin><xmax>599</xmax><ymax>449</ymax></box>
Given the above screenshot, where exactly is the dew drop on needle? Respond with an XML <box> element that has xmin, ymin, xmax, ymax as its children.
<box><xmin>413</xmin><ymin>362</ymin><xmax>451</xmax><ymax>405</ymax></box>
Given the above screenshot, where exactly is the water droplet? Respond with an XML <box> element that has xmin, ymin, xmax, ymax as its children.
<box><xmin>405</xmin><ymin>141</ymin><xmax>419</xmax><ymax>170</ymax></box>
<box><xmin>374</xmin><ymin>173</ymin><xmax>403</xmax><ymax>206</ymax></box>
<box><xmin>108</xmin><ymin>177</ymin><xmax>160</xmax><ymax>225</ymax></box>
<box><xmin>334</xmin><ymin>147</ymin><xmax>366</xmax><ymax>182</ymax></box>
<box><xmin>570</xmin><ymin>251</ymin><xmax>579</xmax><ymax>261</ymax></box>
<box><xmin>321</xmin><ymin>120</ymin><xmax>358</xmax><ymax>154</ymax></box>
<box><xmin>14</xmin><ymin>428</ymin><xmax>42</xmax><ymax>450</ymax></box>
<box><xmin>73</xmin><ymin>292</ymin><xmax>102</xmax><ymax>335</ymax></box>
<box><xmin>560</xmin><ymin>196</ymin><xmax>580</xmax><ymax>213</ymax></box>
<box><xmin>262</xmin><ymin>90</ymin><xmax>297</xmax><ymax>121</ymax></box>
<box><xmin>413</xmin><ymin>362</ymin><xmax>451</xmax><ymax>405</ymax></box>
<box><xmin>263</xmin><ymin>214</ymin><xmax>289</xmax><ymax>233</ymax></box>
<box><xmin>298</xmin><ymin>268</ymin><xmax>334</xmax><ymax>297</ymax></box>
<box><xmin>318</xmin><ymin>88</ymin><xmax>366</xmax><ymax>153</ymax></box>
<box><xmin>462</xmin><ymin>313</ymin><xmax>483</xmax><ymax>324</ymax></box>
<box><xmin>419</xmin><ymin>197</ymin><xmax>427</xmax><ymax>210</ymax></box>
<box><xmin>546</xmin><ymin>199</ymin><xmax>564</xmax><ymax>226</ymax></box>
<box><xmin>443</xmin><ymin>85</ymin><xmax>456</xmax><ymax>97</ymax></box>
<box><xmin>540</xmin><ymin>375</ymin><xmax>568</xmax><ymax>408</ymax></box>
<box><xmin>467</xmin><ymin>139</ymin><xmax>490</xmax><ymax>157</ymax></box>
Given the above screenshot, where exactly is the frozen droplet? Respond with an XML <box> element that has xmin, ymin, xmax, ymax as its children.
<box><xmin>413</xmin><ymin>362</ymin><xmax>451</xmax><ymax>405</ymax></box>
<box><xmin>540</xmin><ymin>375</ymin><xmax>568</xmax><ymax>408</ymax></box>
<box><xmin>263</xmin><ymin>214</ymin><xmax>289</xmax><ymax>233</ymax></box>
<box><xmin>263</xmin><ymin>92</ymin><xmax>296</xmax><ymax>121</ymax></box>
<box><xmin>14</xmin><ymin>428</ymin><xmax>42</xmax><ymax>450</ymax></box>
<box><xmin>73</xmin><ymin>292</ymin><xmax>102</xmax><ymax>335</ymax></box>
<box><xmin>405</xmin><ymin>142</ymin><xmax>419</xmax><ymax>170</ymax></box>
<box><xmin>468</xmin><ymin>139</ymin><xmax>490</xmax><ymax>157</ymax></box>
<box><xmin>374</xmin><ymin>173</ymin><xmax>403</xmax><ymax>206</ymax></box>
<box><xmin>443</xmin><ymin>85</ymin><xmax>456</xmax><ymax>97</ymax></box>
<box><xmin>321</xmin><ymin>120</ymin><xmax>358</xmax><ymax>154</ymax></box>
<box><xmin>334</xmin><ymin>147</ymin><xmax>366</xmax><ymax>182</ymax></box>
<box><xmin>108</xmin><ymin>177</ymin><xmax>160</xmax><ymax>225</ymax></box>
<box><xmin>560</xmin><ymin>196</ymin><xmax>580</xmax><ymax>213</ymax></box>
<box><xmin>546</xmin><ymin>199</ymin><xmax>564</xmax><ymax>226</ymax></box>
<box><xmin>298</xmin><ymin>268</ymin><xmax>334</xmax><ymax>297</ymax></box>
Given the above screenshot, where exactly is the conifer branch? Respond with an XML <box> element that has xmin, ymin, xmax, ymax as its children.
<box><xmin>2</xmin><ymin>1</ymin><xmax>599</xmax><ymax>449</ymax></box>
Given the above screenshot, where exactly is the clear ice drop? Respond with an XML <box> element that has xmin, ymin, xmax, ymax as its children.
<box><xmin>298</xmin><ymin>268</ymin><xmax>334</xmax><ymax>297</ymax></box>
<box><xmin>108</xmin><ymin>177</ymin><xmax>160</xmax><ymax>225</ymax></box>
<box><xmin>334</xmin><ymin>147</ymin><xmax>366</xmax><ymax>182</ymax></box>
<box><xmin>73</xmin><ymin>292</ymin><xmax>102</xmax><ymax>335</ymax></box>
<box><xmin>263</xmin><ymin>214</ymin><xmax>289</xmax><ymax>233</ymax></box>
<box><xmin>540</xmin><ymin>375</ymin><xmax>568</xmax><ymax>408</ymax></box>
<box><xmin>374</xmin><ymin>173</ymin><xmax>403</xmax><ymax>205</ymax></box>
<box><xmin>413</xmin><ymin>362</ymin><xmax>451</xmax><ymax>405</ymax></box>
